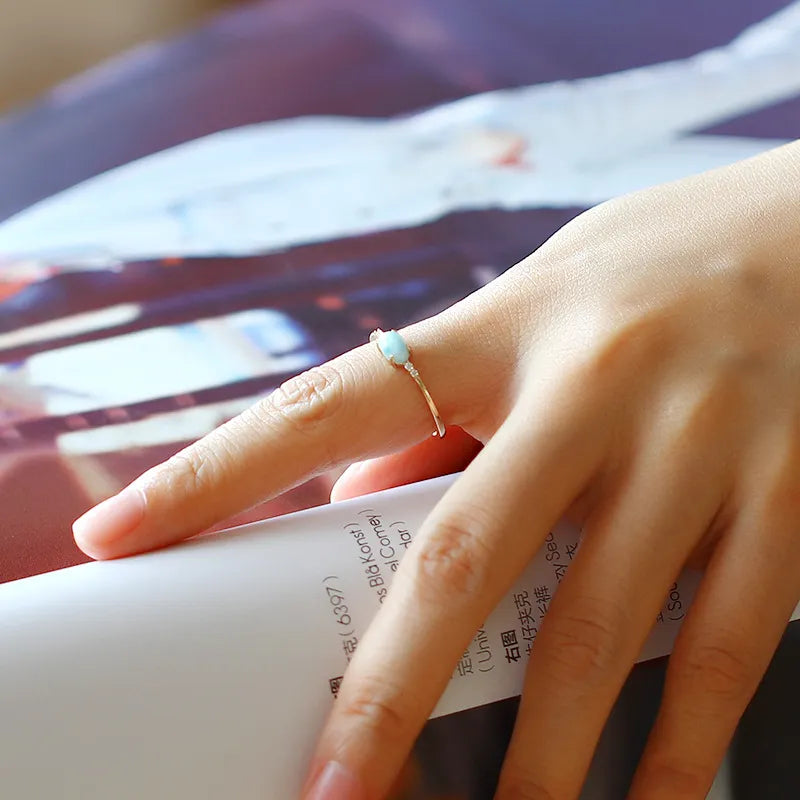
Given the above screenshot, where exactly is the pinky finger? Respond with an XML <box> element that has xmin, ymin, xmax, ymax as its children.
<box><xmin>630</xmin><ymin>503</ymin><xmax>800</xmax><ymax>799</ymax></box>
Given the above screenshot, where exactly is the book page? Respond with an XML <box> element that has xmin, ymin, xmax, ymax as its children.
<box><xmin>2</xmin><ymin>474</ymin><xmax>787</xmax><ymax>799</ymax></box>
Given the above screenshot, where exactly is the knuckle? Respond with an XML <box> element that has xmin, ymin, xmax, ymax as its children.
<box><xmin>637</xmin><ymin>757</ymin><xmax>711</xmax><ymax>797</ymax></box>
<box><xmin>412</xmin><ymin>512</ymin><xmax>493</xmax><ymax>602</ymax></box>
<box><xmin>259</xmin><ymin>364</ymin><xmax>346</xmax><ymax>432</ymax></box>
<box><xmin>580</xmin><ymin>308</ymin><xmax>675</xmax><ymax>389</ymax></box>
<box><xmin>338</xmin><ymin>676</ymin><xmax>410</xmax><ymax>748</ymax></box>
<box><xmin>496</xmin><ymin>772</ymin><xmax>560</xmax><ymax>800</ymax></box>
<box><xmin>675</xmin><ymin>638</ymin><xmax>754</xmax><ymax>699</ymax></box>
<box><xmin>539</xmin><ymin>600</ymin><xmax>624</xmax><ymax>689</ymax></box>
<box><xmin>759</xmin><ymin>434</ymin><xmax>800</xmax><ymax>515</ymax></box>
<box><xmin>654</xmin><ymin>382</ymin><xmax>734</xmax><ymax>461</ymax></box>
<box><xmin>161</xmin><ymin>443</ymin><xmax>224</xmax><ymax>497</ymax></box>
<box><xmin>766</xmin><ymin>479</ymin><xmax>800</xmax><ymax>519</ymax></box>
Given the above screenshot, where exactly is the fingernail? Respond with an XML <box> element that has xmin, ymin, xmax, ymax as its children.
<box><xmin>304</xmin><ymin>761</ymin><xmax>363</xmax><ymax>800</ymax></box>
<box><xmin>330</xmin><ymin>462</ymin><xmax>367</xmax><ymax>502</ymax></box>
<box><xmin>73</xmin><ymin>487</ymin><xmax>145</xmax><ymax>550</ymax></box>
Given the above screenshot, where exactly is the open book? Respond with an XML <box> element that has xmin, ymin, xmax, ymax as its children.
<box><xmin>4</xmin><ymin>473</ymin><xmax>792</xmax><ymax>798</ymax></box>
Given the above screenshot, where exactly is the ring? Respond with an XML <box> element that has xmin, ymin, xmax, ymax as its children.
<box><xmin>370</xmin><ymin>328</ymin><xmax>446</xmax><ymax>438</ymax></box>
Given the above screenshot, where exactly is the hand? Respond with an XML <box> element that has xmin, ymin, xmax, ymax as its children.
<box><xmin>73</xmin><ymin>141</ymin><xmax>800</xmax><ymax>799</ymax></box>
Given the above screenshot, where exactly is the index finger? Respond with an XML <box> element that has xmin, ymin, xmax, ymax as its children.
<box><xmin>72</xmin><ymin>319</ymin><xmax>490</xmax><ymax>560</ymax></box>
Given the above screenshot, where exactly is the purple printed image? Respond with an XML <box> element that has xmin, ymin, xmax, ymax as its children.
<box><xmin>0</xmin><ymin>206</ymin><xmax>579</xmax><ymax>584</ymax></box>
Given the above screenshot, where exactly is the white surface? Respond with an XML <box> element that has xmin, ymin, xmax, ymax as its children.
<box><xmin>1</xmin><ymin>474</ymin><xmax>793</xmax><ymax>798</ymax></box>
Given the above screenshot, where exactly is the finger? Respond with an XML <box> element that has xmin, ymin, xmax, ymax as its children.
<box><xmin>73</xmin><ymin>318</ymin><xmax>499</xmax><ymax>560</ymax></box>
<box><xmin>302</xmin><ymin>378</ymin><xmax>608</xmax><ymax>800</ymax></box>
<box><xmin>329</xmin><ymin>426</ymin><xmax>482</xmax><ymax>502</ymax></box>
<box><xmin>630</xmin><ymin>461</ymin><xmax>800</xmax><ymax>799</ymax></box>
<box><xmin>494</xmin><ymin>415</ymin><xmax>729</xmax><ymax>800</ymax></box>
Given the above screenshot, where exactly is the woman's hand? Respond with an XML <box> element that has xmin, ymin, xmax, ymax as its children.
<box><xmin>73</xmin><ymin>141</ymin><xmax>800</xmax><ymax>800</ymax></box>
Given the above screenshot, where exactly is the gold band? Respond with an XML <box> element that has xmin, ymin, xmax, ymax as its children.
<box><xmin>370</xmin><ymin>328</ymin><xmax>446</xmax><ymax>438</ymax></box>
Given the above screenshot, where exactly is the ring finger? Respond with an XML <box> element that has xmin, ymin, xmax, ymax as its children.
<box><xmin>496</xmin><ymin>403</ymin><xmax>733</xmax><ymax>799</ymax></box>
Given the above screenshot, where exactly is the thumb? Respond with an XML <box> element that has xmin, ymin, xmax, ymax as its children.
<box><xmin>330</xmin><ymin>425</ymin><xmax>481</xmax><ymax>502</ymax></box>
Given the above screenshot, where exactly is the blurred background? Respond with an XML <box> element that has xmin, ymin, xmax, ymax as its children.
<box><xmin>0</xmin><ymin>0</ymin><xmax>239</xmax><ymax>111</ymax></box>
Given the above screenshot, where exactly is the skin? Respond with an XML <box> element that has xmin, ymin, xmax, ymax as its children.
<box><xmin>74</xmin><ymin>140</ymin><xmax>800</xmax><ymax>799</ymax></box>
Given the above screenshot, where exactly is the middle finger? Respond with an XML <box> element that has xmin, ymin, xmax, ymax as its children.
<box><xmin>303</xmin><ymin>376</ymin><xmax>607</xmax><ymax>800</ymax></box>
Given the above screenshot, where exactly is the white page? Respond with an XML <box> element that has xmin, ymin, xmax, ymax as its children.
<box><xmin>0</xmin><ymin>474</ymin><xmax>796</xmax><ymax>799</ymax></box>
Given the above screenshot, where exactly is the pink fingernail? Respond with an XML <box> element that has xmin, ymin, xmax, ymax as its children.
<box><xmin>73</xmin><ymin>488</ymin><xmax>145</xmax><ymax>550</ymax></box>
<box><xmin>304</xmin><ymin>761</ymin><xmax>363</xmax><ymax>800</ymax></box>
<box><xmin>330</xmin><ymin>462</ymin><xmax>367</xmax><ymax>502</ymax></box>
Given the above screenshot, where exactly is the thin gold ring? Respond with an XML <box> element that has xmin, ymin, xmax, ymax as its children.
<box><xmin>370</xmin><ymin>328</ymin><xmax>446</xmax><ymax>438</ymax></box>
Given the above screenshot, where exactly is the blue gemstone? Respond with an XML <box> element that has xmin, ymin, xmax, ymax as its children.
<box><xmin>378</xmin><ymin>330</ymin><xmax>410</xmax><ymax>365</ymax></box>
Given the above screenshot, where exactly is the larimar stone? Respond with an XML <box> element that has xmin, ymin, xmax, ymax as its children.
<box><xmin>377</xmin><ymin>329</ymin><xmax>410</xmax><ymax>365</ymax></box>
